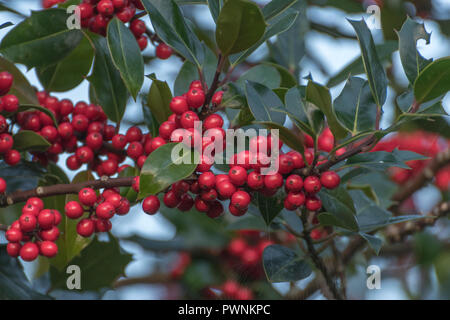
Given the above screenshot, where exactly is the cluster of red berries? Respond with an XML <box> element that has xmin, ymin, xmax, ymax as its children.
<box><xmin>42</xmin><ymin>0</ymin><xmax>175</xmax><ymax>58</ymax></box>
<box><xmin>0</xmin><ymin>72</ymin><xmax>21</xmax><ymax>166</ymax></box>
<box><xmin>5</xmin><ymin>197</ymin><xmax>60</xmax><ymax>261</ymax></box>
<box><xmin>68</xmin><ymin>187</ymin><xmax>130</xmax><ymax>237</ymax></box>
<box><xmin>373</xmin><ymin>131</ymin><xmax>450</xmax><ymax>191</ymax></box>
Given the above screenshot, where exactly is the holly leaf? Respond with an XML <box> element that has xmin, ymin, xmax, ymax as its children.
<box><xmin>414</xmin><ymin>57</ymin><xmax>450</xmax><ymax>104</ymax></box>
<box><xmin>13</xmin><ymin>130</ymin><xmax>51</xmax><ymax>152</ymax></box>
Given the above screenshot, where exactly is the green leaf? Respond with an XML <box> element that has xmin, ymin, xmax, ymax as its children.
<box><xmin>397</xmin><ymin>17</ymin><xmax>432</xmax><ymax>84</ymax></box>
<box><xmin>360</xmin><ymin>233</ymin><xmax>383</xmax><ymax>255</ymax></box>
<box><xmin>345</xmin><ymin>149</ymin><xmax>428</xmax><ymax>170</ymax></box>
<box><xmin>284</xmin><ymin>86</ymin><xmax>313</xmax><ymax>134</ymax></box>
<box><xmin>0</xmin><ymin>9</ymin><xmax>83</xmax><ymax>69</ymax></box>
<box><xmin>263</xmin><ymin>244</ymin><xmax>312</xmax><ymax>283</ymax></box>
<box><xmin>0</xmin><ymin>246</ymin><xmax>51</xmax><ymax>299</ymax></box>
<box><xmin>334</xmin><ymin>77</ymin><xmax>377</xmax><ymax>134</ymax></box>
<box><xmin>327</xmin><ymin>41</ymin><xmax>397</xmax><ymax>88</ymax></box>
<box><xmin>0</xmin><ymin>160</ymin><xmax>45</xmax><ymax>193</ymax></box>
<box><xmin>226</xmin><ymin>214</ymin><xmax>269</xmax><ymax>231</ymax></box>
<box><xmin>147</xmin><ymin>74</ymin><xmax>173</xmax><ymax>124</ymax></box>
<box><xmin>216</xmin><ymin>0</ymin><xmax>266</xmax><ymax>55</ymax></box>
<box><xmin>0</xmin><ymin>57</ymin><xmax>39</xmax><ymax>105</ymax></box>
<box><xmin>262</xmin><ymin>0</ymin><xmax>299</xmax><ymax>21</ymax></box>
<box><xmin>245</xmin><ymin>81</ymin><xmax>286</xmax><ymax>125</ymax></box>
<box><xmin>256</xmin><ymin>121</ymin><xmax>304</xmax><ymax>155</ymax></box>
<box><xmin>414</xmin><ymin>57</ymin><xmax>450</xmax><ymax>104</ymax></box>
<box><xmin>12</xmin><ymin>130</ymin><xmax>50</xmax><ymax>152</ymax></box>
<box><xmin>50</xmin><ymin>235</ymin><xmax>132</xmax><ymax>292</ymax></box>
<box><xmin>50</xmin><ymin>171</ymin><xmax>95</xmax><ymax>271</ymax></box>
<box><xmin>107</xmin><ymin>18</ymin><xmax>144</xmax><ymax>100</ymax></box>
<box><xmin>36</xmin><ymin>36</ymin><xmax>94</xmax><ymax>92</ymax></box>
<box><xmin>138</xmin><ymin>143</ymin><xmax>198</xmax><ymax>198</ymax></box>
<box><xmin>236</xmin><ymin>65</ymin><xmax>281</xmax><ymax>89</ymax></box>
<box><xmin>348</xmin><ymin>19</ymin><xmax>388</xmax><ymax>108</ymax></box>
<box><xmin>207</xmin><ymin>0</ymin><xmax>223</xmax><ymax>22</ymax></box>
<box><xmin>87</xmin><ymin>32</ymin><xmax>128</xmax><ymax>123</ymax></box>
<box><xmin>319</xmin><ymin>186</ymin><xmax>358</xmax><ymax>231</ymax></box>
<box><xmin>306</xmin><ymin>81</ymin><xmax>347</xmax><ymax>140</ymax></box>
<box><xmin>142</xmin><ymin>102</ymin><xmax>160</xmax><ymax>137</ymax></box>
<box><xmin>256</xmin><ymin>190</ymin><xmax>284</xmax><ymax>225</ymax></box>
<box><xmin>230</xmin><ymin>10</ymin><xmax>299</xmax><ymax>67</ymax></box>
<box><xmin>141</xmin><ymin>0</ymin><xmax>204</xmax><ymax>67</ymax></box>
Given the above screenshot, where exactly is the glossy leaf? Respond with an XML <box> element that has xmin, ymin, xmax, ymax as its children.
<box><xmin>87</xmin><ymin>33</ymin><xmax>128</xmax><ymax>123</ymax></box>
<box><xmin>334</xmin><ymin>77</ymin><xmax>377</xmax><ymax>134</ymax></box>
<box><xmin>345</xmin><ymin>149</ymin><xmax>428</xmax><ymax>170</ymax></box>
<box><xmin>207</xmin><ymin>0</ymin><xmax>223</xmax><ymax>22</ymax></box>
<box><xmin>37</xmin><ymin>36</ymin><xmax>94</xmax><ymax>92</ymax></box>
<box><xmin>397</xmin><ymin>17</ymin><xmax>432</xmax><ymax>84</ymax></box>
<box><xmin>147</xmin><ymin>74</ymin><xmax>173</xmax><ymax>124</ymax></box>
<box><xmin>262</xmin><ymin>0</ymin><xmax>299</xmax><ymax>21</ymax></box>
<box><xmin>263</xmin><ymin>244</ymin><xmax>312</xmax><ymax>283</ymax></box>
<box><xmin>141</xmin><ymin>0</ymin><xmax>204</xmax><ymax>67</ymax></box>
<box><xmin>236</xmin><ymin>65</ymin><xmax>281</xmax><ymax>89</ymax></box>
<box><xmin>256</xmin><ymin>190</ymin><xmax>284</xmax><ymax>225</ymax></box>
<box><xmin>216</xmin><ymin>0</ymin><xmax>266</xmax><ymax>55</ymax></box>
<box><xmin>414</xmin><ymin>57</ymin><xmax>450</xmax><ymax>103</ymax></box>
<box><xmin>348</xmin><ymin>19</ymin><xmax>388</xmax><ymax>108</ymax></box>
<box><xmin>50</xmin><ymin>171</ymin><xmax>95</xmax><ymax>271</ymax></box>
<box><xmin>50</xmin><ymin>235</ymin><xmax>132</xmax><ymax>292</ymax></box>
<box><xmin>139</xmin><ymin>143</ymin><xmax>198</xmax><ymax>198</ymax></box>
<box><xmin>306</xmin><ymin>81</ymin><xmax>347</xmax><ymax>140</ymax></box>
<box><xmin>245</xmin><ymin>81</ymin><xmax>286</xmax><ymax>125</ymax></box>
<box><xmin>107</xmin><ymin>18</ymin><xmax>144</xmax><ymax>99</ymax></box>
<box><xmin>0</xmin><ymin>57</ymin><xmax>39</xmax><ymax>105</ymax></box>
<box><xmin>0</xmin><ymin>247</ymin><xmax>51</xmax><ymax>299</ymax></box>
<box><xmin>12</xmin><ymin>130</ymin><xmax>51</xmax><ymax>152</ymax></box>
<box><xmin>319</xmin><ymin>186</ymin><xmax>358</xmax><ymax>232</ymax></box>
<box><xmin>0</xmin><ymin>9</ymin><xmax>83</xmax><ymax>68</ymax></box>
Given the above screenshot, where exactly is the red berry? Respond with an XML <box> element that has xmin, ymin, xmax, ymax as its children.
<box><xmin>66</xmin><ymin>155</ymin><xmax>81</xmax><ymax>170</ymax></box>
<box><xmin>78</xmin><ymin>188</ymin><xmax>97</xmax><ymax>206</ymax></box>
<box><xmin>2</xmin><ymin>94</ymin><xmax>18</xmax><ymax>112</ymax></box>
<box><xmin>186</xmin><ymin>88</ymin><xmax>205</xmax><ymax>109</ymax></box>
<box><xmin>19</xmin><ymin>213</ymin><xmax>37</xmax><ymax>232</ymax></box>
<box><xmin>285</xmin><ymin>174</ymin><xmax>303</xmax><ymax>192</ymax></box>
<box><xmin>180</xmin><ymin>111</ymin><xmax>199</xmax><ymax>129</ymax></box>
<box><xmin>229</xmin><ymin>204</ymin><xmax>247</xmax><ymax>217</ymax></box>
<box><xmin>310</xmin><ymin>229</ymin><xmax>323</xmax><ymax>240</ymax></box>
<box><xmin>97</xmin><ymin>0</ymin><xmax>114</xmax><ymax>16</ymax></box>
<box><xmin>264</xmin><ymin>173</ymin><xmax>283</xmax><ymax>189</ymax></box>
<box><xmin>112</xmin><ymin>134</ymin><xmax>127</xmax><ymax>149</ymax></box>
<box><xmin>198</xmin><ymin>172</ymin><xmax>216</xmax><ymax>190</ymax></box>
<box><xmin>22</xmin><ymin>203</ymin><xmax>40</xmax><ymax>216</ymax></box>
<box><xmin>59</xmin><ymin>99</ymin><xmax>74</xmax><ymax>116</ymax></box>
<box><xmin>206</xmin><ymin>200</ymin><xmax>223</xmax><ymax>218</ymax></box>
<box><xmin>278</xmin><ymin>154</ymin><xmax>294</xmax><ymax>174</ymax></box>
<box><xmin>127</xmin><ymin>141</ymin><xmax>144</xmax><ymax>159</ymax></box>
<box><xmin>170</xmin><ymin>96</ymin><xmax>189</xmax><ymax>115</ymax></box>
<box><xmin>0</xmin><ymin>133</ymin><xmax>13</xmax><ymax>153</ymax></box>
<box><xmin>20</xmin><ymin>242</ymin><xmax>39</xmax><ymax>261</ymax></box>
<box><xmin>0</xmin><ymin>71</ymin><xmax>13</xmax><ymax>95</ymax></box>
<box><xmin>6</xmin><ymin>228</ymin><xmax>22</xmax><ymax>242</ymax></box>
<box><xmin>58</xmin><ymin>122</ymin><xmax>74</xmax><ymax>140</ymax></box>
<box><xmin>177</xmin><ymin>193</ymin><xmax>194</xmax><ymax>212</ymax></box>
<box><xmin>159</xmin><ymin>121</ymin><xmax>177</xmax><ymax>140</ymax></box>
<box><xmin>95</xmin><ymin>201</ymin><xmax>115</xmax><ymax>219</ymax></box>
<box><xmin>26</xmin><ymin>197</ymin><xmax>44</xmax><ymax>211</ymax></box>
<box><xmin>163</xmin><ymin>190</ymin><xmax>180</xmax><ymax>208</ymax></box>
<box><xmin>203</xmin><ymin>114</ymin><xmax>224</xmax><ymax>130</ymax></box>
<box><xmin>132</xmin><ymin>176</ymin><xmax>140</xmax><ymax>193</ymax></box>
<box><xmin>78</xmin><ymin>3</ymin><xmax>94</xmax><ymax>19</ymax></box>
<box><xmin>72</xmin><ymin>114</ymin><xmax>89</xmax><ymax>132</ymax></box>
<box><xmin>126</xmin><ymin>126</ymin><xmax>143</xmax><ymax>143</ymax></box>
<box><xmin>76</xmin><ymin>218</ymin><xmax>95</xmax><ymax>237</ymax></box>
<box><xmin>151</xmin><ymin>137</ymin><xmax>166</xmax><ymax>151</ymax></box>
<box><xmin>76</xmin><ymin>146</ymin><xmax>94</xmax><ymax>163</ymax></box>
<box><xmin>65</xmin><ymin>201</ymin><xmax>84</xmax><ymax>219</ymax></box>
<box><xmin>116</xmin><ymin>198</ymin><xmax>130</xmax><ymax>215</ymax></box>
<box><xmin>112</xmin><ymin>0</ymin><xmax>126</xmax><ymax>10</ymax></box>
<box><xmin>228</xmin><ymin>238</ymin><xmax>247</xmax><ymax>256</ymax></box>
<box><xmin>4</xmin><ymin>149</ymin><xmax>20</xmax><ymax>166</ymax></box>
<box><xmin>142</xmin><ymin>195</ymin><xmax>160</xmax><ymax>215</ymax></box>
<box><xmin>194</xmin><ymin>197</ymin><xmax>210</xmax><ymax>212</ymax></box>
<box><xmin>304</xmin><ymin>176</ymin><xmax>321</xmax><ymax>194</ymax></box>
<box><xmin>86</xmin><ymin>132</ymin><xmax>104</xmax><ymax>150</ymax></box>
<box><xmin>211</xmin><ymin>91</ymin><xmax>223</xmax><ymax>106</ymax></box>
<box><xmin>286</xmin><ymin>191</ymin><xmax>306</xmax><ymax>207</ymax></box>
<box><xmin>0</xmin><ymin>177</ymin><xmax>6</xmax><ymax>193</ymax></box>
<box><xmin>6</xmin><ymin>242</ymin><xmax>21</xmax><ymax>257</ymax></box>
<box><xmin>130</xmin><ymin>19</ymin><xmax>146</xmax><ymax>37</ymax></box>
<box><xmin>231</xmin><ymin>190</ymin><xmax>251</xmax><ymax>209</ymax></box>
<box><xmin>95</xmin><ymin>218</ymin><xmax>112</xmax><ymax>232</ymax></box>
<box><xmin>229</xmin><ymin>166</ymin><xmax>247</xmax><ymax>186</ymax></box>
<box><xmin>156</xmin><ymin>43</ymin><xmax>173</xmax><ymax>59</ymax></box>
<box><xmin>190</xmin><ymin>80</ymin><xmax>203</xmax><ymax>90</ymax></box>
<box><xmin>305</xmin><ymin>196</ymin><xmax>322</xmax><ymax>211</ymax></box>
<box><xmin>38</xmin><ymin>209</ymin><xmax>55</xmax><ymax>230</ymax></box>
<box><xmin>40</xmin><ymin>226</ymin><xmax>60</xmax><ymax>241</ymax></box>
<box><xmin>216</xmin><ymin>180</ymin><xmax>236</xmax><ymax>199</ymax></box>
<box><xmin>40</xmin><ymin>241</ymin><xmax>58</xmax><ymax>258</ymax></box>
<box><xmin>320</xmin><ymin>171</ymin><xmax>340</xmax><ymax>189</ymax></box>
<box><xmin>247</xmin><ymin>171</ymin><xmax>264</xmax><ymax>190</ymax></box>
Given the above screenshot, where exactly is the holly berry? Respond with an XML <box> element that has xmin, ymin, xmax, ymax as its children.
<box><xmin>156</xmin><ymin>43</ymin><xmax>173</xmax><ymax>59</ymax></box>
<box><xmin>75</xmin><ymin>146</ymin><xmax>94</xmax><ymax>163</ymax></box>
<box><xmin>304</xmin><ymin>176</ymin><xmax>322</xmax><ymax>194</ymax></box>
<box><xmin>186</xmin><ymin>88</ymin><xmax>205</xmax><ymax>109</ymax></box>
<box><xmin>20</xmin><ymin>242</ymin><xmax>39</xmax><ymax>261</ymax></box>
<box><xmin>180</xmin><ymin>111</ymin><xmax>199</xmax><ymax>129</ymax></box>
<box><xmin>40</xmin><ymin>241</ymin><xmax>58</xmax><ymax>258</ymax></box>
<box><xmin>163</xmin><ymin>190</ymin><xmax>180</xmax><ymax>208</ymax></box>
<box><xmin>216</xmin><ymin>180</ymin><xmax>237</xmax><ymax>199</ymax></box>
<box><xmin>76</xmin><ymin>218</ymin><xmax>95</xmax><ymax>237</ymax></box>
<box><xmin>247</xmin><ymin>171</ymin><xmax>264</xmax><ymax>190</ymax></box>
<box><xmin>130</xmin><ymin>19</ymin><xmax>146</xmax><ymax>37</ymax></box>
<box><xmin>170</xmin><ymin>96</ymin><xmax>189</xmax><ymax>115</ymax></box>
<box><xmin>40</xmin><ymin>226</ymin><xmax>60</xmax><ymax>242</ymax></box>
<box><xmin>65</xmin><ymin>201</ymin><xmax>84</xmax><ymax>219</ymax></box>
<box><xmin>0</xmin><ymin>71</ymin><xmax>13</xmax><ymax>95</ymax></box>
<box><xmin>211</xmin><ymin>91</ymin><xmax>223</xmax><ymax>106</ymax></box>
<box><xmin>320</xmin><ymin>171</ymin><xmax>340</xmax><ymax>189</ymax></box>
<box><xmin>78</xmin><ymin>188</ymin><xmax>97</xmax><ymax>206</ymax></box>
<box><xmin>231</xmin><ymin>190</ymin><xmax>251</xmax><ymax>209</ymax></box>
<box><xmin>4</xmin><ymin>149</ymin><xmax>20</xmax><ymax>166</ymax></box>
<box><xmin>6</xmin><ymin>228</ymin><xmax>22</xmax><ymax>243</ymax></box>
<box><xmin>204</xmin><ymin>114</ymin><xmax>224</xmax><ymax>130</ymax></box>
<box><xmin>97</xmin><ymin>0</ymin><xmax>114</xmax><ymax>16</ymax></box>
<box><xmin>198</xmin><ymin>172</ymin><xmax>216</xmax><ymax>190</ymax></box>
<box><xmin>6</xmin><ymin>243</ymin><xmax>21</xmax><ymax>257</ymax></box>
<box><xmin>142</xmin><ymin>195</ymin><xmax>160</xmax><ymax>215</ymax></box>
<box><xmin>0</xmin><ymin>177</ymin><xmax>6</xmax><ymax>193</ymax></box>
<box><xmin>2</xmin><ymin>94</ymin><xmax>18</xmax><ymax>112</ymax></box>
<box><xmin>229</xmin><ymin>166</ymin><xmax>247</xmax><ymax>186</ymax></box>
<box><xmin>96</xmin><ymin>201</ymin><xmax>115</xmax><ymax>219</ymax></box>
<box><xmin>286</xmin><ymin>192</ymin><xmax>305</xmax><ymax>207</ymax></box>
<box><xmin>206</xmin><ymin>200</ymin><xmax>223</xmax><ymax>218</ymax></box>
<box><xmin>19</xmin><ymin>213</ymin><xmax>37</xmax><ymax>232</ymax></box>
<box><xmin>38</xmin><ymin>209</ymin><xmax>55</xmax><ymax>230</ymax></box>
<box><xmin>264</xmin><ymin>173</ymin><xmax>283</xmax><ymax>189</ymax></box>
<box><xmin>305</xmin><ymin>196</ymin><xmax>322</xmax><ymax>211</ymax></box>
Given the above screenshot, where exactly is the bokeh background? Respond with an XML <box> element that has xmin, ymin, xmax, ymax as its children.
<box><xmin>0</xmin><ymin>0</ymin><xmax>449</xmax><ymax>299</ymax></box>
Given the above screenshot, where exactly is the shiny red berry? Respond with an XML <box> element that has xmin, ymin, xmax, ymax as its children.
<box><xmin>156</xmin><ymin>43</ymin><xmax>173</xmax><ymax>59</ymax></box>
<box><xmin>65</xmin><ymin>201</ymin><xmax>84</xmax><ymax>219</ymax></box>
<box><xmin>320</xmin><ymin>171</ymin><xmax>340</xmax><ymax>189</ymax></box>
<box><xmin>40</xmin><ymin>241</ymin><xmax>58</xmax><ymax>258</ymax></box>
<box><xmin>304</xmin><ymin>176</ymin><xmax>321</xmax><ymax>194</ymax></box>
<box><xmin>186</xmin><ymin>88</ymin><xmax>205</xmax><ymax>109</ymax></box>
<box><xmin>142</xmin><ymin>195</ymin><xmax>160</xmax><ymax>215</ymax></box>
<box><xmin>77</xmin><ymin>218</ymin><xmax>95</xmax><ymax>237</ymax></box>
<box><xmin>20</xmin><ymin>242</ymin><xmax>39</xmax><ymax>261</ymax></box>
<box><xmin>78</xmin><ymin>188</ymin><xmax>97</xmax><ymax>206</ymax></box>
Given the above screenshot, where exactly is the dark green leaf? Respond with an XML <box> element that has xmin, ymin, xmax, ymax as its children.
<box><xmin>147</xmin><ymin>74</ymin><xmax>173</xmax><ymax>124</ymax></box>
<box><xmin>319</xmin><ymin>186</ymin><xmax>358</xmax><ymax>231</ymax></box>
<box><xmin>334</xmin><ymin>77</ymin><xmax>377</xmax><ymax>134</ymax></box>
<box><xmin>327</xmin><ymin>41</ymin><xmax>397</xmax><ymax>88</ymax></box>
<box><xmin>0</xmin><ymin>57</ymin><xmax>39</xmax><ymax>105</ymax></box>
<box><xmin>414</xmin><ymin>57</ymin><xmax>450</xmax><ymax>103</ymax></box>
<box><xmin>345</xmin><ymin>149</ymin><xmax>428</xmax><ymax>170</ymax></box>
<box><xmin>216</xmin><ymin>0</ymin><xmax>266</xmax><ymax>55</ymax></box>
<box><xmin>256</xmin><ymin>190</ymin><xmax>284</xmax><ymax>225</ymax></box>
<box><xmin>226</xmin><ymin>214</ymin><xmax>269</xmax><ymax>231</ymax></box>
<box><xmin>263</xmin><ymin>244</ymin><xmax>312</xmax><ymax>283</ymax></box>
<box><xmin>139</xmin><ymin>143</ymin><xmax>198</xmax><ymax>198</ymax></box>
<box><xmin>37</xmin><ymin>36</ymin><xmax>94</xmax><ymax>92</ymax></box>
<box><xmin>348</xmin><ymin>19</ymin><xmax>388</xmax><ymax>108</ymax></box>
<box><xmin>262</xmin><ymin>0</ymin><xmax>299</xmax><ymax>21</ymax></box>
<box><xmin>306</xmin><ymin>81</ymin><xmax>347</xmax><ymax>140</ymax></box>
<box><xmin>207</xmin><ymin>0</ymin><xmax>223</xmax><ymax>22</ymax></box>
<box><xmin>50</xmin><ymin>235</ymin><xmax>132</xmax><ymax>292</ymax></box>
<box><xmin>236</xmin><ymin>65</ymin><xmax>281</xmax><ymax>89</ymax></box>
<box><xmin>50</xmin><ymin>171</ymin><xmax>95</xmax><ymax>271</ymax></box>
<box><xmin>0</xmin><ymin>246</ymin><xmax>51</xmax><ymax>299</ymax></box>
<box><xmin>141</xmin><ymin>0</ymin><xmax>204</xmax><ymax>67</ymax></box>
<box><xmin>107</xmin><ymin>18</ymin><xmax>144</xmax><ymax>99</ymax></box>
<box><xmin>142</xmin><ymin>102</ymin><xmax>160</xmax><ymax>137</ymax></box>
<box><xmin>87</xmin><ymin>33</ymin><xmax>128</xmax><ymax>123</ymax></box>
<box><xmin>12</xmin><ymin>130</ymin><xmax>50</xmax><ymax>152</ymax></box>
<box><xmin>0</xmin><ymin>9</ymin><xmax>83</xmax><ymax>68</ymax></box>
<box><xmin>245</xmin><ymin>81</ymin><xmax>285</xmax><ymax>125</ymax></box>
<box><xmin>360</xmin><ymin>233</ymin><xmax>383</xmax><ymax>255</ymax></box>
<box><xmin>397</xmin><ymin>17</ymin><xmax>432</xmax><ymax>84</ymax></box>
